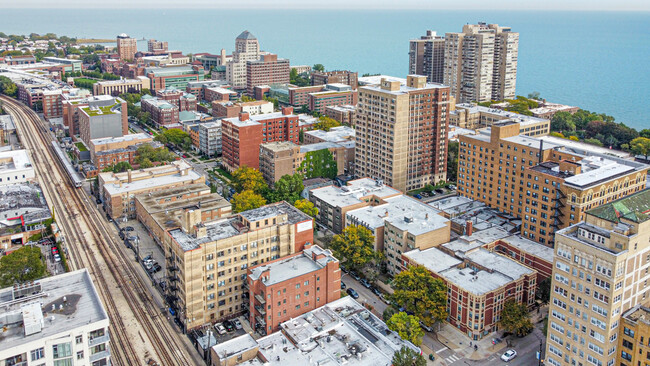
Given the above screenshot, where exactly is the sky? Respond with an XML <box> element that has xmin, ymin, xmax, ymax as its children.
<box><xmin>2</xmin><ymin>0</ymin><xmax>649</xmax><ymax>11</ymax></box>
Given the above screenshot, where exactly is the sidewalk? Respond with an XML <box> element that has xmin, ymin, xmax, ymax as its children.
<box><xmin>435</xmin><ymin>323</ymin><xmax>506</xmax><ymax>361</ymax></box>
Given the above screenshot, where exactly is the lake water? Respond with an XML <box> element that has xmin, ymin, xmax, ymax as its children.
<box><xmin>2</xmin><ymin>9</ymin><xmax>648</xmax><ymax>129</ymax></box>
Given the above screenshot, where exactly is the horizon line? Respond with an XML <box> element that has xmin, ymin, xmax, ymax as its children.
<box><xmin>3</xmin><ymin>6</ymin><xmax>650</xmax><ymax>11</ymax></box>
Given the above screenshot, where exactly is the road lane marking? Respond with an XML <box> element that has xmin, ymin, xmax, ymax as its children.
<box><xmin>435</xmin><ymin>346</ymin><xmax>448</xmax><ymax>353</ymax></box>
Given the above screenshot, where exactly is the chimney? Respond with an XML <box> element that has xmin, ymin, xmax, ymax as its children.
<box><xmin>127</xmin><ymin>169</ymin><xmax>133</xmax><ymax>183</ymax></box>
<box><xmin>239</xmin><ymin>112</ymin><xmax>249</xmax><ymax>121</ymax></box>
<box><xmin>281</xmin><ymin>106</ymin><xmax>293</xmax><ymax>116</ymax></box>
<box><xmin>465</xmin><ymin>220</ymin><xmax>473</xmax><ymax>236</ymax></box>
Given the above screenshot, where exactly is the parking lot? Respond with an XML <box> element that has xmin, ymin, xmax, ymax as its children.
<box><xmin>117</xmin><ymin>219</ymin><xmax>167</xmax><ymax>288</ymax></box>
<box><xmin>36</xmin><ymin>239</ymin><xmax>66</xmax><ymax>275</ymax></box>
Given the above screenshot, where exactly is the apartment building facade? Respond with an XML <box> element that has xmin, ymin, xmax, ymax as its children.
<box><xmin>164</xmin><ymin>201</ymin><xmax>314</xmax><ymax>329</ymax></box>
<box><xmin>199</xmin><ymin>121</ymin><xmax>222</xmax><ymax>156</ymax></box>
<box><xmin>77</xmin><ymin>97</ymin><xmax>128</xmax><ymax>145</ymax></box>
<box><xmin>355</xmin><ymin>75</ymin><xmax>450</xmax><ymax>192</ymax></box>
<box><xmin>443</xmin><ymin>23</ymin><xmax>518</xmax><ymax>103</ymax></box>
<box><xmin>140</xmin><ymin>95</ymin><xmax>179</xmax><ymax>127</ymax></box>
<box><xmin>311</xmin><ymin>70</ymin><xmax>358</xmax><ymax>90</ymax></box>
<box><xmin>247</xmin><ymin>245</ymin><xmax>340</xmax><ymax>335</ymax></box>
<box><xmin>246</xmin><ymin>53</ymin><xmax>290</xmax><ymax>95</ymax></box>
<box><xmin>92</xmin><ymin>77</ymin><xmax>150</xmax><ymax>96</ymax></box>
<box><xmin>226</xmin><ymin>31</ymin><xmax>261</xmax><ymax>89</ymax></box>
<box><xmin>145</xmin><ymin>65</ymin><xmax>204</xmax><ymax>91</ymax></box>
<box><xmin>408</xmin><ymin>30</ymin><xmax>445</xmax><ymax>83</ymax></box>
<box><xmin>618</xmin><ymin>305</ymin><xmax>650</xmax><ymax>366</ymax></box>
<box><xmin>116</xmin><ymin>33</ymin><xmax>137</xmax><ymax>61</ymax></box>
<box><xmin>307</xmin><ymin>84</ymin><xmax>358</xmax><ymax>113</ymax></box>
<box><xmin>457</xmin><ymin>121</ymin><xmax>648</xmax><ymax>246</ymax></box>
<box><xmin>545</xmin><ymin>190</ymin><xmax>650</xmax><ymax>366</ymax></box>
<box><xmin>450</xmin><ymin>103</ymin><xmax>550</xmax><ymax>137</ymax></box>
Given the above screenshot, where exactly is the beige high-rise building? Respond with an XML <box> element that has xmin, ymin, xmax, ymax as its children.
<box><xmin>355</xmin><ymin>75</ymin><xmax>450</xmax><ymax>192</ymax></box>
<box><xmin>116</xmin><ymin>33</ymin><xmax>137</xmax><ymax>61</ymax></box>
<box><xmin>226</xmin><ymin>31</ymin><xmax>261</xmax><ymax>89</ymax></box>
<box><xmin>408</xmin><ymin>30</ymin><xmax>445</xmax><ymax>83</ymax></box>
<box><xmin>544</xmin><ymin>189</ymin><xmax>650</xmax><ymax>366</ymax></box>
<box><xmin>443</xmin><ymin>23</ymin><xmax>518</xmax><ymax>103</ymax></box>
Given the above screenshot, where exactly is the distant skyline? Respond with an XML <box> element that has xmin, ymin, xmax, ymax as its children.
<box><xmin>2</xmin><ymin>0</ymin><xmax>649</xmax><ymax>11</ymax></box>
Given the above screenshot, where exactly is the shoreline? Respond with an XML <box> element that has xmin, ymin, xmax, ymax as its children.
<box><xmin>75</xmin><ymin>38</ymin><xmax>115</xmax><ymax>44</ymax></box>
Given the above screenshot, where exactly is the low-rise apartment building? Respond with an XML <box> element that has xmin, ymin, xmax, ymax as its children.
<box><xmin>247</xmin><ymin>244</ymin><xmax>340</xmax><ymax>335</ymax></box>
<box><xmin>198</xmin><ymin>121</ymin><xmax>222</xmax><ymax>156</ymax></box>
<box><xmin>346</xmin><ymin>194</ymin><xmax>450</xmax><ymax>275</ymax></box>
<box><xmin>0</xmin><ymin>269</ymin><xmax>111</xmax><ymax>366</ymax></box>
<box><xmin>450</xmin><ymin>103</ymin><xmax>550</xmax><ymax>137</ymax></box>
<box><xmin>156</xmin><ymin>86</ymin><xmax>197</xmax><ymax>112</ymax></box>
<box><xmin>544</xmin><ymin>190</ymin><xmax>650</xmax><ymax>366</ymax></box>
<box><xmin>0</xmin><ymin>182</ymin><xmax>52</xmax><ymax>253</ymax></box>
<box><xmin>458</xmin><ymin>121</ymin><xmax>648</xmax><ymax>246</ymax></box>
<box><xmin>308</xmin><ymin>178</ymin><xmax>402</xmax><ymax>233</ymax></box>
<box><xmin>163</xmin><ymin>201</ymin><xmax>314</xmax><ymax>329</ymax></box>
<box><xmin>288</xmin><ymin>85</ymin><xmax>325</xmax><ymax>106</ymax></box>
<box><xmin>221</xmin><ymin>108</ymin><xmax>299</xmax><ymax>172</ymax></box>
<box><xmin>135</xmin><ymin>183</ymin><xmax>231</xmax><ymax>247</ymax></box>
<box><xmin>88</xmin><ymin>133</ymin><xmax>157</xmax><ymax>171</ymax></box>
<box><xmin>324</xmin><ymin>105</ymin><xmax>356</xmax><ymax>125</ymax></box>
<box><xmin>311</xmin><ymin>70</ymin><xmax>358</xmax><ymax>89</ymax></box>
<box><xmin>303</xmin><ymin>125</ymin><xmax>355</xmax><ymax>144</ymax></box>
<box><xmin>0</xmin><ymin>149</ymin><xmax>35</xmax><ymax>186</ymax></box>
<box><xmin>308</xmin><ymin>84</ymin><xmax>358</xmax><ymax>113</ymax></box>
<box><xmin>211</xmin><ymin>100</ymin><xmax>273</xmax><ymax>119</ymax></box>
<box><xmin>98</xmin><ymin>160</ymin><xmax>205</xmax><ymax>219</ymax></box>
<box><xmin>141</xmin><ymin>95</ymin><xmax>179</xmax><ymax>127</ymax></box>
<box><xmin>618</xmin><ymin>305</ymin><xmax>650</xmax><ymax>366</ymax></box>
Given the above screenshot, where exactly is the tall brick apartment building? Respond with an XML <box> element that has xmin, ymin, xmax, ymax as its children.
<box><xmin>311</xmin><ymin>70</ymin><xmax>358</xmax><ymax>89</ymax></box>
<box><xmin>221</xmin><ymin>107</ymin><xmax>299</xmax><ymax>172</ymax></box>
<box><xmin>246</xmin><ymin>54</ymin><xmax>290</xmax><ymax>95</ymax></box>
<box><xmin>457</xmin><ymin>121</ymin><xmax>648</xmax><ymax>246</ymax></box>
<box><xmin>355</xmin><ymin>75</ymin><xmax>450</xmax><ymax>192</ymax></box>
<box><xmin>247</xmin><ymin>244</ymin><xmax>340</xmax><ymax>335</ymax></box>
<box><xmin>116</xmin><ymin>33</ymin><xmax>137</xmax><ymax>61</ymax></box>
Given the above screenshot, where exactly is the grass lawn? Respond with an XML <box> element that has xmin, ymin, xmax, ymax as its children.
<box><xmin>215</xmin><ymin>167</ymin><xmax>233</xmax><ymax>181</ymax></box>
<box><xmin>74</xmin><ymin>77</ymin><xmax>99</xmax><ymax>84</ymax></box>
<box><xmin>75</xmin><ymin>142</ymin><xmax>88</xmax><ymax>151</ymax></box>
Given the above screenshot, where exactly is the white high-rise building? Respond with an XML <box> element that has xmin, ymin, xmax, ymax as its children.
<box><xmin>225</xmin><ymin>30</ymin><xmax>261</xmax><ymax>89</ymax></box>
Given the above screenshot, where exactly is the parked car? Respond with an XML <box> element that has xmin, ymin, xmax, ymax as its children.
<box><xmin>435</xmin><ymin>188</ymin><xmax>445</xmax><ymax>194</ymax></box>
<box><xmin>350</xmin><ymin>272</ymin><xmax>361</xmax><ymax>281</ymax></box>
<box><xmin>346</xmin><ymin>288</ymin><xmax>359</xmax><ymax>299</ymax></box>
<box><xmin>340</xmin><ymin>281</ymin><xmax>346</xmax><ymax>289</ymax></box>
<box><xmin>500</xmin><ymin>350</ymin><xmax>517</xmax><ymax>362</ymax></box>
<box><xmin>51</xmin><ymin>247</ymin><xmax>59</xmax><ymax>255</ymax></box>
<box><xmin>379</xmin><ymin>293</ymin><xmax>391</xmax><ymax>305</ymax></box>
<box><xmin>232</xmin><ymin>318</ymin><xmax>243</xmax><ymax>330</ymax></box>
<box><xmin>53</xmin><ymin>254</ymin><xmax>61</xmax><ymax>262</ymax></box>
<box><xmin>371</xmin><ymin>287</ymin><xmax>381</xmax><ymax>296</ymax></box>
<box><xmin>128</xmin><ymin>235</ymin><xmax>138</xmax><ymax>242</ymax></box>
<box><xmin>119</xmin><ymin>231</ymin><xmax>125</xmax><ymax>240</ymax></box>
<box><xmin>448</xmin><ymin>184</ymin><xmax>457</xmax><ymax>190</ymax></box>
<box><xmin>340</xmin><ymin>265</ymin><xmax>349</xmax><ymax>274</ymax></box>
<box><xmin>125</xmin><ymin>226</ymin><xmax>135</xmax><ymax>232</ymax></box>
<box><xmin>223</xmin><ymin>320</ymin><xmax>235</xmax><ymax>332</ymax></box>
<box><xmin>141</xmin><ymin>255</ymin><xmax>152</xmax><ymax>263</ymax></box>
<box><xmin>214</xmin><ymin>323</ymin><xmax>227</xmax><ymax>335</ymax></box>
<box><xmin>415</xmin><ymin>194</ymin><xmax>423</xmax><ymax>199</ymax></box>
<box><xmin>149</xmin><ymin>263</ymin><xmax>162</xmax><ymax>273</ymax></box>
<box><xmin>95</xmin><ymin>198</ymin><xmax>102</xmax><ymax>204</ymax></box>
<box><xmin>360</xmin><ymin>279</ymin><xmax>372</xmax><ymax>288</ymax></box>
<box><xmin>419</xmin><ymin>321</ymin><xmax>433</xmax><ymax>332</ymax></box>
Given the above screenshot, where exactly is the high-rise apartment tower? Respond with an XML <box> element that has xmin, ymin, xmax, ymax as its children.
<box><xmin>408</xmin><ymin>30</ymin><xmax>445</xmax><ymax>83</ymax></box>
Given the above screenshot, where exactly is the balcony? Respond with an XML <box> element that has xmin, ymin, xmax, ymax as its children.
<box><xmin>168</xmin><ymin>265</ymin><xmax>178</xmax><ymax>272</ymax></box>
<box><xmin>168</xmin><ymin>275</ymin><xmax>179</xmax><ymax>282</ymax></box>
<box><xmin>255</xmin><ymin>315</ymin><xmax>266</xmax><ymax>326</ymax></box>
<box><xmin>89</xmin><ymin>331</ymin><xmax>110</xmax><ymax>347</ymax></box>
<box><xmin>89</xmin><ymin>345</ymin><xmax>111</xmax><ymax>363</ymax></box>
<box><xmin>254</xmin><ymin>305</ymin><xmax>266</xmax><ymax>315</ymax></box>
<box><xmin>254</xmin><ymin>294</ymin><xmax>266</xmax><ymax>304</ymax></box>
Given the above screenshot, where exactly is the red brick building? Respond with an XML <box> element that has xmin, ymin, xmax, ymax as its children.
<box><xmin>247</xmin><ymin>244</ymin><xmax>340</xmax><ymax>335</ymax></box>
<box><xmin>155</xmin><ymin>87</ymin><xmax>197</xmax><ymax>112</ymax></box>
<box><xmin>308</xmin><ymin>87</ymin><xmax>358</xmax><ymax>113</ymax></box>
<box><xmin>288</xmin><ymin>85</ymin><xmax>325</xmax><ymax>106</ymax></box>
<box><xmin>246</xmin><ymin>54</ymin><xmax>290</xmax><ymax>95</ymax></box>
<box><xmin>311</xmin><ymin>70</ymin><xmax>358</xmax><ymax>89</ymax></box>
<box><xmin>141</xmin><ymin>95</ymin><xmax>179</xmax><ymax>127</ymax></box>
<box><xmin>221</xmin><ymin>107</ymin><xmax>299</xmax><ymax>172</ymax></box>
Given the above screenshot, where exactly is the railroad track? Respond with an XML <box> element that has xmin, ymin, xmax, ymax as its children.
<box><xmin>2</xmin><ymin>96</ymin><xmax>194</xmax><ymax>366</ymax></box>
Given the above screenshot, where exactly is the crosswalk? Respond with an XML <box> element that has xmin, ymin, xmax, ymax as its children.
<box><xmin>444</xmin><ymin>354</ymin><xmax>461</xmax><ymax>364</ymax></box>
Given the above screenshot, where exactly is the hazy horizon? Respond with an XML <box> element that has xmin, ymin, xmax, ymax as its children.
<box><xmin>1</xmin><ymin>0</ymin><xmax>649</xmax><ymax>11</ymax></box>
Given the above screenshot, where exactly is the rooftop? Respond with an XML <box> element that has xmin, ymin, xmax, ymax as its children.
<box><xmin>442</xmin><ymin>226</ymin><xmax>511</xmax><ymax>254</ymax></box>
<box><xmin>237</xmin><ymin>30</ymin><xmax>257</xmax><ymax>40</ymax></box>
<box><xmin>453</xmin><ymin>103</ymin><xmax>549</xmax><ymax>126</ymax></box>
<box><xmin>145</xmin><ymin>65</ymin><xmax>198</xmax><ymax>76</ymax></box>
<box><xmin>0</xmin><ymin>149</ymin><xmax>33</xmax><ymax>175</ymax></box>
<box><xmin>249</xmin><ymin>245</ymin><xmax>337</xmax><ymax>286</ymax></box>
<box><xmin>299</xmin><ymin>141</ymin><xmax>341</xmax><ymax>153</ymax></box>
<box><xmin>0</xmin><ymin>269</ymin><xmax>108</xmax><ymax>353</ymax></box>
<box><xmin>361</xmin><ymin>79</ymin><xmax>447</xmax><ymax>95</ymax></box>
<box><xmin>142</xmin><ymin>97</ymin><xmax>176</xmax><ymax>110</ymax></box>
<box><xmin>310</xmin><ymin>178</ymin><xmax>401</xmax><ymax>209</ymax></box>
<box><xmin>212</xmin><ymin>333</ymin><xmax>258</xmax><ymax>361</ymax></box>
<box><xmin>305</xmin><ymin>126</ymin><xmax>355</xmax><ymax>143</ymax></box>
<box><xmin>588</xmin><ymin>189</ymin><xmax>650</xmax><ymax>224</ymax></box>
<box><xmin>357</xmin><ymin>75</ymin><xmax>406</xmax><ymax>86</ymax></box>
<box><xmin>90</xmin><ymin>133</ymin><xmax>151</xmax><ymax>146</ymax></box>
<box><xmin>94</xmin><ymin>78</ymin><xmax>145</xmax><ymax>86</ymax></box>
<box><xmin>347</xmin><ymin>195</ymin><xmax>448</xmax><ymax>236</ymax></box>
<box><xmin>539</xmin><ymin>135</ymin><xmax>631</xmax><ymax>160</ymax></box>
<box><xmin>500</xmin><ymin>234</ymin><xmax>555</xmax><ymax>262</ymax></box>
<box><xmin>0</xmin><ymin>183</ymin><xmax>51</xmax><ymax>226</ymax></box>
<box><xmin>260</xmin><ymin>141</ymin><xmax>298</xmax><ymax>152</ymax></box>
<box><xmin>622</xmin><ymin>305</ymin><xmax>650</xmax><ymax>326</ymax></box>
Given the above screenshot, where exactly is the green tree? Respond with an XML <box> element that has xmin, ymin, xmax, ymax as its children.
<box><xmin>239</xmin><ymin>95</ymin><xmax>255</xmax><ymax>103</ymax></box>
<box><xmin>387</xmin><ymin>312</ymin><xmax>424</xmax><ymax>346</ymax></box>
<box><xmin>298</xmin><ymin>149</ymin><xmax>338</xmax><ymax>179</ymax></box>
<box><xmin>447</xmin><ymin>141</ymin><xmax>459</xmax><ymax>182</ymax></box>
<box><xmin>392</xmin><ymin>265</ymin><xmax>447</xmax><ymax>327</ymax></box>
<box><xmin>113</xmin><ymin>161</ymin><xmax>132</xmax><ymax>173</ymax></box>
<box><xmin>551</xmin><ymin>111</ymin><xmax>576</xmax><ymax>133</ymax></box>
<box><xmin>313</xmin><ymin>116</ymin><xmax>341</xmax><ymax>131</ymax></box>
<box><xmin>0</xmin><ymin>76</ymin><xmax>18</xmax><ymax>98</ymax></box>
<box><xmin>583</xmin><ymin>138</ymin><xmax>604</xmax><ymax>147</ymax></box>
<box><xmin>232</xmin><ymin>190</ymin><xmax>267</xmax><ymax>213</ymax></box>
<box><xmin>0</xmin><ymin>246</ymin><xmax>47</xmax><ymax>287</ymax></box>
<box><xmin>640</xmin><ymin>129</ymin><xmax>650</xmax><ymax>139</ymax></box>
<box><xmin>294</xmin><ymin>199</ymin><xmax>318</xmax><ymax>218</ymax></box>
<box><xmin>536</xmin><ymin>277</ymin><xmax>551</xmax><ymax>304</ymax></box>
<box><xmin>500</xmin><ymin>299</ymin><xmax>534</xmax><ymax>337</ymax></box>
<box><xmin>383</xmin><ymin>306</ymin><xmax>398</xmax><ymax>322</ymax></box>
<box><xmin>391</xmin><ymin>346</ymin><xmax>426</xmax><ymax>366</ymax></box>
<box><xmin>313</xmin><ymin>64</ymin><xmax>325</xmax><ymax>72</ymax></box>
<box><xmin>231</xmin><ymin>166</ymin><xmax>267</xmax><ymax>194</ymax></box>
<box><xmin>527</xmin><ymin>91</ymin><xmax>541</xmax><ymax>100</ymax></box>
<box><xmin>630</xmin><ymin>137</ymin><xmax>650</xmax><ymax>160</ymax></box>
<box><xmin>270</xmin><ymin>173</ymin><xmax>304</xmax><ymax>203</ymax></box>
<box><xmin>155</xmin><ymin>129</ymin><xmax>190</xmax><ymax>146</ymax></box>
<box><xmin>138</xmin><ymin>158</ymin><xmax>153</xmax><ymax>169</ymax></box>
<box><xmin>330</xmin><ymin>225</ymin><xmax>379</xmax><ymax>272</ymax></box>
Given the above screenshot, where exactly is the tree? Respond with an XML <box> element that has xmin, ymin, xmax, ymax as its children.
<box><xmin>232</xmin><ymin>190</ymin><xmax>267</xmax><ymax>213</ymax></box>
<box><xmin>314</xmin><ymin>116</ymin><xmax>341</xmax><ymax>131</ymax></box>
<box><xmin>630</xmin><ymin>137</ymin><xmax>650</xmax><ymax>160</ymax></box>
<box><xmin>500</xmin><ymin>299</ymin><xmax>534</xmax><ymax>337</ymax></box>
<box><xmin>298</xmin><ymin>149</ymin><xmax>338</xmax><ymax>179</ymax></box>
<box><xmin>386</xmin><ymin>312</ymin><xmax>424</xmax><ymax>346</ymax></box>
<box><xmin>270</xmin><ymin>173</ymin><xmax>304</xmax><ymax>203</ymax></box>
<box><xmin>551</xmin><ymin>111</ymin><xmax>576</xmax><ymax>133</ymax></box>
<box><xmin>0</xmin><ymin>76</ymin><xmax>18</xmax><ymax>98</ymax></box>
<box><xmin>0</xmin><ymin>246</ymin><xmax>47</xmax><ymax>287</ymax></box>
<box><xmin>583</xmin><ymin>138</ymin><xmax>604</xmax><ymax>147</ymax></box>
<box><xmin>113</xmin><ymin>161</ymin><xmax>132</xmax><ymax>173</ymax></box>
<box><xmin>329</xmin><ymin>225</ymin><xmax>379</xmax><ymax>272</ymax></box>
<box><xmin>640</xmin><ymin>129</ymin><xmax>650</xmax><ymax>139</ymax></box>
<box><xmin>391</xmin><ymin>346</ymin><xmax>426</xmax><ymax>366</ymax></box>
<box><xmin>527</xmin><ymin>91</ymin><xmax>541</xmax><ymax>100</ymax></box>
<box><xmin>313</xmin><ymin>64</ymin><xmax>325</xmax><ymax>72</ymax></box>
<box><xmin>447</xmin><ymin>141</ymin><xmax>459</xmax><ymax>182</ymax></box>
<box><xmin>294</xmin><ymin>199</ymin><xmax>318</xmax><ymax>218</ymax></box>
<box><xmin>239</xmin><ymin>95</ymin><xmax>255</xmax><ymax>103</ymax></box>
<box><xmin>231</xmin><ymin>166</ymin><xmax>267</xmax><ymax>194</ymax></box>
<box><xmin>392</xmin><ymin>265</ymin><xmax>447</xmax><ymax>327</ymax></box>
<box><xmin>155</xmin><ymin>129</ymin><xmax>189</xmax><ymax>146</ymax></box>
<box><xmin>536</xmin><ymin>277</ymin><xmax>551</xmax><ymax>304</ymax></box>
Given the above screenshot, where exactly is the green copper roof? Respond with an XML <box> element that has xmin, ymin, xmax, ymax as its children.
<box><xmin>588</xmin><ymin>189</ymin><xmax>650</xmax><ymax>223</ymax></box>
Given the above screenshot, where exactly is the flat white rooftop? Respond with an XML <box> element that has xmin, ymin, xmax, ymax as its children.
<box><xmin>249</xmin><ymin>246</ymin><xmax>337</xmax><ymax>286</ymax></box>
<box><xmin>310</xmin><ymin>178</ymin><xmax>400</xmax><ymax>209</ymax></box>
<box><xmin>305</xmin><ymin>126</ymin><xmax>355</xmax><ymax>143</ymax></box>
<box><xmin>0</xmin><ymin>149</ymin><xmax>33</xmax><ymax>174</ymax></box>
<box><xmin>358</xmin><ymin>75</ymin><xmax>406</xmax><ymax>86</ymax></box>
<box><xmin>454</xmin><ymin>103</ymin><xmax>550</xmax><ymax>126</ymax></box>
<box><xmin>91</xmin><ymin>133</ymin><xmax>150</xmax><ymax>146</ymax></box>
<box><xmin>539</xmin><ymin>135</ymin><xmax>631</xmax><ymax>159</ymax></box>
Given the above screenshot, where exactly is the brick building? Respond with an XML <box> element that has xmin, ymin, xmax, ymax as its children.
<box><xmin>221</xmin><ymin>107</ymin><xmax>299</xmax><ymax>172</ymax></box>
<box><xmin>307</xmin><ymin>84</ymin><xmax>358</xmax><ymax>113</ymax></box>
<box><xmin>247</xmin><ymin>245</ymin><xmax>340</xmax><ymax>335</ymax></box>
<box><xmin>450</xmin><ymin>103</ymin><xmax>550</xmax><ymax>137</ymax></box>
<box><xmin>145</xmin><ymin>64</ymin><xmax>204</xmax><ymax>91</ymax></box>
<box><xmin>88</xmin><ymin>133</ymin><xmax>155</xmax><ymax>171</ymax></box>
<box><xmin>324</xmin><ymin>105</ymin><xmax>356</xmax><ymax>125</ymax></box>
<box><xmin>141</xmin><ymin>95</ymin><xmax>179</xmax><ymax>127</ymax></box>
<box><xmin>246</xmin><ymin>53</ymin><xmax>290</xmax><ymax>95</ymax></box>
<box><xmin>311</xmin><ymin>70</ymin><xmax>358</xmax><ymax>89</ymax></box>
<box><xmin>92</xmin><ymin>77</ymin><xmax>150</xmax><ymax>96</ymax></box>
<box><xmin>116</xmin><ymin>33</ymin><xmax>137</xmax><ymax>61</ymax></box>
<box><xmin>288</xmin><ymin>85</ymin><xmax>325</xmax><ymax>106</ymax></box>
<box><xmin>212</xmin><ymin>100</ymin><xmax>273</xmax><ymax>119</ymax></box>
<box><xmin>457</xmin><ymin>121</ymin><xmax>648</xmax><ymax>246</ymax></box>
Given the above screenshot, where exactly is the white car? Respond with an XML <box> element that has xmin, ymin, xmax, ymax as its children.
<box><xmin>214</xmin><ymin>322</ymin><xmax>227</xmax><ymax>335</ymax></box>
<box><xmin>501</xmin><ymin>349</ymin><xmax>517</xmax><ymax>362</ymax></box>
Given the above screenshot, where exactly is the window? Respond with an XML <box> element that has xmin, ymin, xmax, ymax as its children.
<box><xmin>31</xmin><ymin>347</ymin><xmax>45</xmax><ymax>361</ymax></box>
<box><xmin>53</xmin><ymin>343</ymin><xmax>72</xmax><ymax>359</ymax></box>
<box><xmin>77</xmin><ymin>351</ymin><xmax>84</xmax><ymax>360</ymax></box>
<box><xmin>75</xmin><ymin>335</ymin><xmax>83</xmax><ymax>344</ymax></box>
